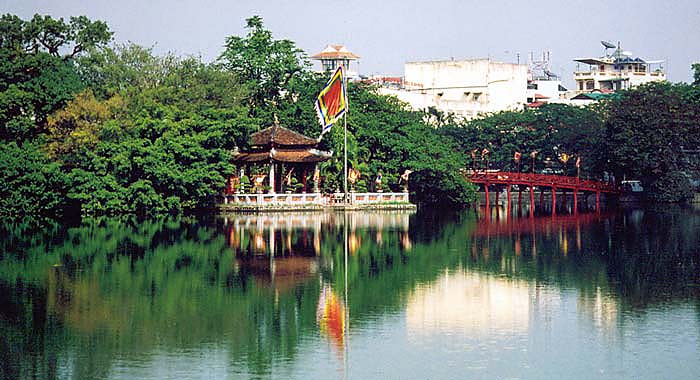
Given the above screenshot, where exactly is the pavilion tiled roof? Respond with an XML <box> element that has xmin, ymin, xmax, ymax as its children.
<box><xmin>250</xmin><ymin>125</ymin><xmax>318</xmax><ymax>147</ymax></box>
<box><xmin>233</xmin><ymin>148</ymin><xmax>332</xmax><ymax>163</ymax></box>
<box><xmin>310</xmin><ymin>44</ymin><xmax>360</xmax><ymax>60</ymax></box>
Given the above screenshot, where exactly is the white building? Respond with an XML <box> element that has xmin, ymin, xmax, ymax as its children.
<box><xmin>573</xmin><ymin>41</ymin><xmax>666</xmax><ymax>93</ymax></box>
<box><xmin>526</xmin><ymin>79</ymin><xmax>569</xmax><ymax>106</ymax></box>
<box><xmin>379</xmin><ymin>59</ymin><xmax>528</xmax><ymax>120</ymax></box>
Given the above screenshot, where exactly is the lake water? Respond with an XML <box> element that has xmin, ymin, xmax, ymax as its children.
<box><xmin>2</xmin><ymin>207</ymin><xmax>700</xmax><ymax>379</ymax></box>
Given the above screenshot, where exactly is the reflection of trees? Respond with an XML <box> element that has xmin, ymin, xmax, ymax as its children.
<box><xmin>0</xmin><ymin>218</ymin><xmax>321</xmax><ymax>379</ymax></box>
<box><xmin>1</xmin><ymin>209</ymin><xmax>700</xmax><ymax>378</ymax></box>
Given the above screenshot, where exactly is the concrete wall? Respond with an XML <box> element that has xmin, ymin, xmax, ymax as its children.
<box><xmin>379</xmin><ymin>59</ymin><xmax>528</xmax><ymax>120</ymax></box>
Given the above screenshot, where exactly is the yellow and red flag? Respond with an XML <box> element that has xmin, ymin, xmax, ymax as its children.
<box><xmin>315</xmin><ymin>66</ymin><xmax>347</xmax><ymax>134</ymax></box>
<box><xmin>514</xmin><ymin>151</ymin><xmax>522</xmax><ymax>162</ymax></box>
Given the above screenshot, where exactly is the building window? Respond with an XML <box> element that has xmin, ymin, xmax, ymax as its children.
<box><xmin>586</xmin><ymin>81</ymin><xmax>594</xmax><ymax>90</ymax></box>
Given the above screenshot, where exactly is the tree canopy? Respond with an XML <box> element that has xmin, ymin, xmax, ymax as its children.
<box><xmin>1</xmin><ymin>13</ymin><xmax>699</xmax><ymax>221</ymax></box>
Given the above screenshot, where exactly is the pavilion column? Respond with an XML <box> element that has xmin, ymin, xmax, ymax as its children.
<box><xmin>302</xmin><ymin>167</ymin><xmax>308</xmax><ymax>193</ymax></box>
<box><xmin>269</xmin><ymin>161</ymin><xmax>276</xmax><ymax>194</ymax></box>
<box><xmin>313</xmin><ymin>164</ymin><xmax>320</xmax><ymax>193</ymax></box>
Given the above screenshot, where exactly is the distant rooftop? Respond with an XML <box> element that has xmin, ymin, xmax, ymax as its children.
<box><xmin>311</xmin><ymin>45</ymin><xmax>360</xmax><ymax>60</ymax></box>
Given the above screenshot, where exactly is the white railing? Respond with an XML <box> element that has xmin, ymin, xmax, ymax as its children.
<box><xmin>223</xmin><ymin>192</ymin><xmax>324</xmax><ymax>205</ymax></box>
<box><xmin>347</xmin><ymin>192</ymin><xmax>410</xmax><ymax>204</ymax></box>
<box><xmin>223</xmin><ymin>191</ymin><xmax>411</xmax><ymax>206</ymax></box>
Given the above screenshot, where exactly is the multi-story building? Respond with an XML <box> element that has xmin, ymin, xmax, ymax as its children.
<box><xmin>379</xmin><ymin>59</ymin><xmax>528</xmax><ymax>120</ymax></box>
<box><xmin>573</xmin><ymin>41</ymin><xmax>665</xmax><ymax>93</ymax></box>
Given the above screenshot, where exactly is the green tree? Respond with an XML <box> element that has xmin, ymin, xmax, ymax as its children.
<box><xmin>219</xmin><ymin>16</ymin><xmax>309</xmax><ymax>120</ymax></box>
<box><xmin>442</xmin><ymin>103</ymin><xmax>606</xmax><ymax>176</ymax></box>
<box><xmin>692</xmin><ymin>63</ymin><xmax>700</xmax><ymax>86</ymax></box>
<box><xmin>66</xmin><ymin>45</ymin><xmax>255</xmax><ymax>215</ymax></box>
<box><xmin>46</xmin><ymin>89</ymin><xmax>125</xmax><ymax>165</ymax></box>
<box><xmin>0</xmin><ymin>141</ymin><xmax>69</xmax><ymax>219</ymax></box>
<box><xmin>0</xmin><ymin>14</ymin><xmax>111</xmax><ymax>140</ymax></box>
<box><xmin>604</xmin><ymin>81</ymin><xmax>700</xmax><ymax>201</ymax></box>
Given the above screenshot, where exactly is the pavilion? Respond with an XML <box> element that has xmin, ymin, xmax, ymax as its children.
<box><xmin>230</xmin><ymin>123</ymin><xmax>332</xmax><ymax>195</ymax></box>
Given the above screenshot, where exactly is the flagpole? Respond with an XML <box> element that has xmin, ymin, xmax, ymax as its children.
<box><xmin>344</xmin><ymin>112</ymin><xmax>348</xmax><ymax>203</ymax></box>
<box><xmin>343</xmin><ymin>63</ymin><xmax>349</xmax><ymax>204</ymax></box>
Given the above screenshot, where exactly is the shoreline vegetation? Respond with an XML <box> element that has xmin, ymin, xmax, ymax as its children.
<box><xmin>1</xmin><ymin>14</ymin><xmax>699</xmax><ymax>222</ymax></box>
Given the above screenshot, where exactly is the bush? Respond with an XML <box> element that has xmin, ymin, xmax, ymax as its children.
<box><xmin>647</xmin><ymin>171</ymin><xmax>693</xmax><ymax>203</ymax></box>
<box><xmin>0</xmin><ymin>142</ymin><xmax>69</xmax><ymax>219</ymax></box>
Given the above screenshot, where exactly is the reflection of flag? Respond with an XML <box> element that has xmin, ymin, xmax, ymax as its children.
<box><xmin>481</xmin><ymin>148</ymin><xmax>489</xmax><ymax>158</ymax></box>
<box><xmin>514</xmin><ymin>151</ymin><xmax>521</xmax><ymax>162</ymax></box>
<box><xmin>317</xmin><ymin>285</ymin><xmax>346</xmax><ymax>353</ymax></box>
<box><xmin>315</xmin><ymin>66</ymin><xmax>347</xmax><ymax>134</ymax></box>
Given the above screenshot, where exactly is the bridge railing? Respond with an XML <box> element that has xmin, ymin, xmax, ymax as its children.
<box><xmin>468</xmin><ymin>171</ymin><xmax>619</xmax><ymax>193</ymax></box>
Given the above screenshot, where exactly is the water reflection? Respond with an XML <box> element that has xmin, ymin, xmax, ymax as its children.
<box><xmin>406</xmin><ymin>271</ymin><xmax>531</xmax><ymax>334</ymax></box>
<box><xmin>1</xmin><ymin>208</ymin><xmax>700</xmax><ymax>379</ymax></box>
<box><xmin>317</xmin><ymin>284</ymin><xmax>346</xmax><ymax>354</ymax></box>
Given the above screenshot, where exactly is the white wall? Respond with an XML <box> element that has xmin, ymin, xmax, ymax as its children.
<box><xmin>379</xmin><ymin>59</ymin><xmax>528</xmax><ymax>120</ymax></box>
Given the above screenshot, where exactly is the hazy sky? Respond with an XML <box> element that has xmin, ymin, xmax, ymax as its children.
<box><xmin>4</xmin><ymin>0</ymin><xmax>699</xmax><ymax>87</ymax></box>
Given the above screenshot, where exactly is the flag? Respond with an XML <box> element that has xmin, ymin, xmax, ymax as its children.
<box><xmin>530</xmin><ymin>151</ymin><xmax>538</xmax><ymax>158</ymax></box>
<box><xmin>514</xmin><ymin>151</ymin><xmax>521</xmax><ymax>162</ymax></box>
<box><xmin>576</xmin><ymin>156</ymin><xmax>581</xmax><ymax>168</ymax></box>
<box><xmin>559</xmin><ymin>152</ymin><xmax>570</xmax><ymax>163</ymax></box>
<box><xmin>471</xmin><ymin>149</ymin><xmax>478</xmax><ymax>159</ymax></box>
<box><xmin>481</xmin><ymin>148</ymin><xmax>489</xmax><ymax>158</ymax></box>
<box><xmin>315</xmin><ymin>66</ymin><xmax>347</xmax><ymax>134</ymax></box>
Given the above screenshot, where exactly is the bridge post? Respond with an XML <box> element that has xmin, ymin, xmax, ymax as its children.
<box><xmin>506</xmin><ymin>186</ymin><xmax>511</xmax><ymax>214</ymax></box>
<box><xmin>529</xmin><ymin>186</ymin><xmax>535</xmax><ymax>217</ymax></box>
<box><xmin>484</xmin><ymin>183</ymin><xmax>490</xmax><ymax>208</ymax></box>
<box><xmin>596</xmin><ymin>191</ymin><xmax>600</xmax><ymax>212</ymax></box>
<box><xmin>552</xmin><ymin>187</ymin><xmax>557</xmax><ymax>215</ymax></box>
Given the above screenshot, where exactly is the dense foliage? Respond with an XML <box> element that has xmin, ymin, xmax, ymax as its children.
<box><xmin>1</xmin><ymin>13</ymin><xmax>699</xmax><ymax>221</ymax></box>
<box><xmin>442</xmin><ymin>103</ymin><xmax>606</xmax><ymax>176</ymax></box>
<box><xmin>603</xmin><ymin>82</ymin><xmax>700</xmax><ymax>201</ymax></box>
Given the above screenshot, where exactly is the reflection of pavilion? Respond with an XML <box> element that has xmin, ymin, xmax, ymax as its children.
<box><xmin>222</xmin><ymin>210</ymin><xmax>413</xmax><ymax>232</ymax></box>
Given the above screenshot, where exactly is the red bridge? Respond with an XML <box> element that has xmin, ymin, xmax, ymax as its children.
<box><xmin>468</xmin><ymin>171</ymin><xmax>619</xmax><ymax>215</ymax></box>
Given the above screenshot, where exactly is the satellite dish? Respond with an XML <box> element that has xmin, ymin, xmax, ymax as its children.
<box><xmin>544</xmin><ymin>69</ymin><xmax>558</xmax><ymax>78</ymax></box>
<box><xmin>601</xmin><ymin>40</ymin><xmax>617</xmax><ymax>49</ymax></box>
